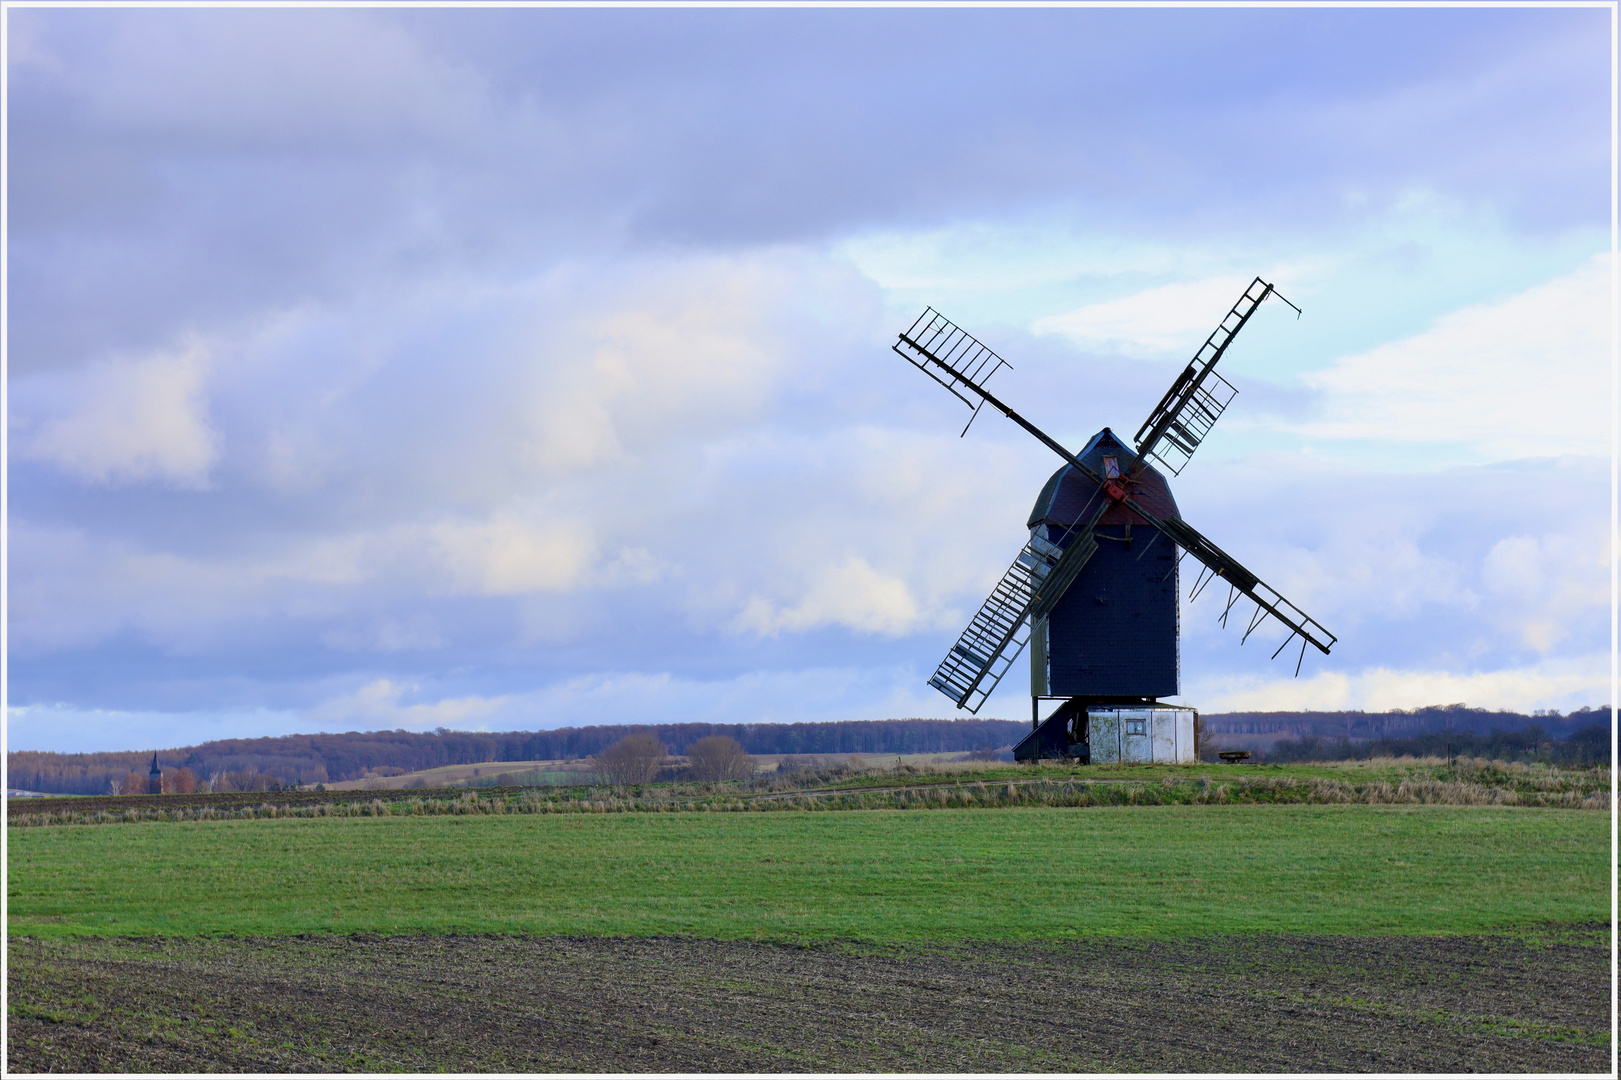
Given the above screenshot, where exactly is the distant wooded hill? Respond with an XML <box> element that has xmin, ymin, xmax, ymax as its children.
<box><xmin>1201</xmin><ymin>704</ymin><xmax>1611</xmax><ymax>767</ymax></box>
<box><xmin>7</xmin><ymin>718</ymin><xmax>1028</xmax><ymax>795</ymax></box>
<box><xmin>1201</xmin><ymin>704</ymin><xmax>1607</xmax><ymax>741</ymax></box>
<box><xmin>8</xmin><ymin>706</ymin><xmax>1610</xmax><ymax>795</ymax></box>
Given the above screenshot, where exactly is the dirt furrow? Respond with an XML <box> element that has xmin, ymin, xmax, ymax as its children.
<box><xmin>8</xmin><ymin>929</ymin><xmax>1609</xmax><ymax>1073</ymax></box>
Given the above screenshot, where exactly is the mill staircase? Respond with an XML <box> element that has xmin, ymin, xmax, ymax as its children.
<box><xmin>928</xmin><ymin>522</ymin><xmax>1101</xmax><ymax>713</ymax></box>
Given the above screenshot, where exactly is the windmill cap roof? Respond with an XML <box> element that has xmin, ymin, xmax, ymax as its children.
<box><xmin>1027</xmin><ymin>427</ymin><xmax>1179</xmax><ymax>530</ymax></box>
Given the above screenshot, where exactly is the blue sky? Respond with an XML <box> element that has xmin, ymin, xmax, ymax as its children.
<box><xmin>6</xmin><ymin>7</ymin><xmax>1612</xmax><ymax>753</ymax></box>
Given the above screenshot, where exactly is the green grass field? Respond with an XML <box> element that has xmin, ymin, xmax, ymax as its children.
<box><xmin>8</xmin><ymin>804</ymin><xmax>1606</xmax><ymax>942</ymax></box>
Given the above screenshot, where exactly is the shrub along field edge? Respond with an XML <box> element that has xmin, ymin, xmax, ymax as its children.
<box><xmin>10</xmin><ymin>768</ymin><xmax>1609</xmax><ymax>828</ymax></box>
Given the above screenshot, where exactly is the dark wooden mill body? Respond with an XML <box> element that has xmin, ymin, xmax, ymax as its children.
<box><xmin>1029</xmin><ymin>429</ymin><xmax>1180</xmax><ymax>700</ymax></box>
<box><xmin>891</xmin><ymin>278</ymin><xmax>1337</xmax><ymax>761</ymax></box>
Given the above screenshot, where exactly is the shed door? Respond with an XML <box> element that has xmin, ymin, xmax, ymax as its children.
<box><xmin>1120</xmin><ymin>712</ymin><xmax>1152</xmax><ymax>764</ymax></box>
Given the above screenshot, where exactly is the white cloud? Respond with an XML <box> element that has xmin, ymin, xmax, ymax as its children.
<box><xmin>5</xmin><ymin>666</ymin><xmax>971</xmax><ymax>755</ymax></box>
<box><xmin>5</xmin><ymin>704</ymin><xmax>308</xmax><ymax>755</ymax></box>
<box><xmin>6</xmin><ymin>13</ymin><xmax>63</xmax><ymax>75</ymax></box>
<box><xmin>18</xmin><ymin>339</ymin><xmax>219</xmax><ymax>487</ymax></box>
<box><xmin>254</xmin><ymin>512</ymin><xmax>602</xmax><ymax>600</ymax></box>
<box><xmin>842</xmin><ymin>222</ymin><xmax>1194</xmax><ymax>298</ymax></box>
<box><xmin>304</xmin><ymin>678</ymin><xmax>509</xmax><ymax>729</ymax></box>
<box><xmin>7</xmin><ymin>523</ymin><xmax>257</xmax><ymax>653</ymax></box>
<box><xmin>1032</xmin><ymin>275</ymin><xmax>1259</xmax><ymax>356</ymax></box>
<box><xmin>1480</xmin><ymin>530</ymin><xmax>1610</xmax><ymax>653</ymax></box>
<box><xmin>77</xmin><ymin>10</ymin><xmax>492</xmax><ymax>149</ymax></box>
<box><xmin>482</xmin><ymin>665</ymin><xmax>971</xmax><ymax>729</ymax></box>
<box><xmin>1183</xmin><ymin>652</ymin><xmax>1609</xmax><ymax>715</ymax></box>
<box><xmin>1297</xmin><ymin>253</ymin><xmax>1611</xmax><ymax>459</ymax></box>
<box><xmin>12</xmin><ymin>242</ymin><xmax>1610</xmax><ymax>730</ymax></box>
<box><xmin>427</xmin><ymin>514</ymin><xmax>595</xmax><ymax>596</ymax></box>
<box><xmin>7</xmin><ymin>510</ymin><xmax>599</xmax><ymax>656</ymax></box>
<box><xmin>1147</xmin><ymin>447</ymin><xmax>1607</xmax><ymax>718</ymax></box>
<box><xmin>512</xmin><ymin>252</ymin><xmax>855</xmax><ymax>476</ymax></box>
<box><xmin>320</xmin><ymin>615</ymin><xmax>446</xmax><ymax>654</ymax></box>
<box><xmin>737</xmin><ymin>556</ymin><xmax>925</xmax><ymax>637</ymax></box>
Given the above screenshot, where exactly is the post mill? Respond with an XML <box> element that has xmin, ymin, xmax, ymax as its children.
<box><xmin>891</xmin><ymin>278</ymin><xmax>1336</xmax><ymax>763</ymax></box>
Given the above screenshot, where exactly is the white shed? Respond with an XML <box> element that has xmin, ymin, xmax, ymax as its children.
<box><xmin>1086</xmin><ymin>706</ymin><xmax>1196</xmax><ymax>764</ymax></box>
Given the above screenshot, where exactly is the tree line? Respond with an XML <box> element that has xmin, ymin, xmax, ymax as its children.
<box><xmin>10</xmin><ymin>707</ymin><xmax>1610</xmax><ymax>795</ymax></box>
<box><xmin>7</xmin><ymin>718</ymin><xmax>1030</xmax><ymax>795</ymax></box>
<box><xmin>1261</xmin><ymin>722</ymin><xmax>1611</xmax><ymax>767</ymax></box>
<box><xmin>1203</xmin><ymin>704</ymin><xmax>1607</xmax><ymax>741</ymax></box>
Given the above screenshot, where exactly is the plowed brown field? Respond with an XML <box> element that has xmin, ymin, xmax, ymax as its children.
<box><xmin>8</xmin><ymin>929</ymin><xmax>1608</xmax><ymax>1073</ymax></box>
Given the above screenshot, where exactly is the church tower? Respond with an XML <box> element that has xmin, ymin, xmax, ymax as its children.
<box><xmin>148</xmin><ymin>752</ymin><xmax>162</xmax><ymax>795</ymax></box>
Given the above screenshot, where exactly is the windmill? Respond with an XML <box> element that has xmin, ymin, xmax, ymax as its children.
<box><xmin>892</xmin><ymin>278</ymin><xmax>1335</xmax><ymax>764</ymax></box>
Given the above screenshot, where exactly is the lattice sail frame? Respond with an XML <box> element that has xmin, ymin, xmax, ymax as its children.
<box><xmin>1133</xmin><ymin>276</ymin><xmax>1297</xmax><ymax>476</ymax></box>
<box><xmin>926</xmin><ymin>508</ymin><xmax>1104</xmax><ymax>713</ymax></box>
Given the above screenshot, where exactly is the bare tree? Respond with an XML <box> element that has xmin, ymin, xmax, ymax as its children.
<box><xmin>221</xmin><ymin>768</ymin><xmax>273</xmax><ymax>792</ymax></box>
<box><xmin>685</xmin><ymin>736</ymin><xmax>755</xmax><ymax>782</ymax></box>
<box><xmin>167</xmin><ymin>767</ymin><xmax>197</xmax><ymax>794</ymax></box>
<box><xmin>593</xmin><ymin>733</ymin><xmax>668</xmax><ymax>786</ymax></box>
<box><xmin>117</xmin><ymin>772</ymin><xmax>146</xmax><ymax>795</ymax></box>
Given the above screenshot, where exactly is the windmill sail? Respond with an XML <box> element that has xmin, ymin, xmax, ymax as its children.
<box><xmin>1133</xmin><ymin>277</ymin><xmax>1297</xmax><ymax>475</ymax></box>
<box><xmin>894</xmin><ymin>307</ymin><xmax>1116</xmax><ymax>709</ymax></box>
<box><xmin>929</xmin><ymin>517</ymin><xmax>1102</xmax><ymax>713</ymax></box>
<box><xmin>1153</xmin><ymin>514</ymin><xmax>1336</xmax><ymax>666</ymax></box>
<box><xmin>894</xmin><ymin>307</ymin><xmax>1013</xmax><ymax>410</ymax></box>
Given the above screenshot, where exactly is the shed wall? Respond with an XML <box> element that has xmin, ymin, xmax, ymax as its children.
<box><xmin>1087</xmin><ymin>707</ymin><xmax>1196</xmax><ymax>764</ymax></box>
